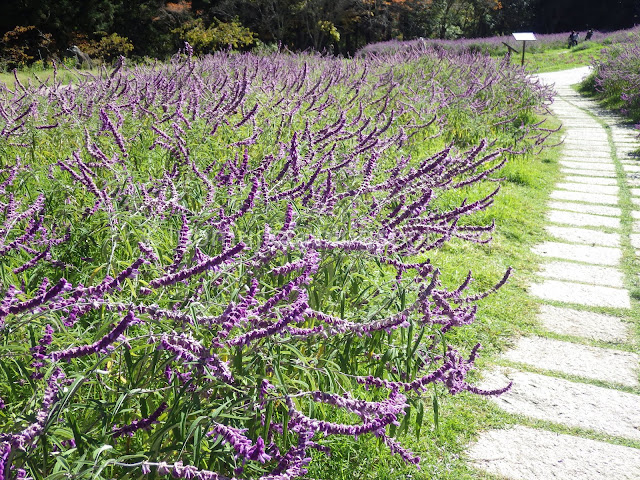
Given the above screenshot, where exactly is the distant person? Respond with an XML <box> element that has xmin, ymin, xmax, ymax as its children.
<box><xmin>585</xmin><ymin>29</ymin><xmax>594</xmax><ymax>41</ymax></box>
<box><xmin>568</xmin><ymin>31</ymin><xmax>578</xmax><ymax>48</ymax></box>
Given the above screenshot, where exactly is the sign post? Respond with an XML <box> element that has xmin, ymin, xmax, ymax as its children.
<box><xmin>512</xmin><ymin>32</ymin><xmax>537</xmax><ymax>66</ymax></box>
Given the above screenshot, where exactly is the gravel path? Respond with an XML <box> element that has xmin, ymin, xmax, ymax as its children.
<box><xmin>466</xmin><ymin>67</ymin><xmax>640</xmax><ymax>479</ymax></box>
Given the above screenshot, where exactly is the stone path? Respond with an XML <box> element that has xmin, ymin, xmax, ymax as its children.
<box><xmin>467</xmin><ymin>67</ymin><xmax>640</xmax><ymax>479</ymax></box>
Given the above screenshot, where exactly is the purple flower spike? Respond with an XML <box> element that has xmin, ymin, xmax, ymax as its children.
<box><xmin>149</xmin><ymin>242</ymin><xmax>245</xmax><ymax>288</ymax></box>
<box><xmin>0</xmin><ymin>442</ymin><xmax>11</xmax><ymax>480</ymax></box>
<box><xmin>247</xmin><ymin>436</ymin><xmax>271</xmax><ymax>463</ymax></box>
<box><xmin>112</xmin><ymin>402</ymin><xmax>168</xmax><ymax>438</ymax></box>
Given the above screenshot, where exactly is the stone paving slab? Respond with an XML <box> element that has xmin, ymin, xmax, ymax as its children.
<box><xmin>468</xmin><ymin>426</ymin><xmax>640</xmax><ymax>480</ymax></box>
<box><xmin>559</xmin><ymin>118</ymin><xmax>600</xmax><ymax>123</ymax></box>
<box><xmin>563</xmin><ymin>146</ymin><xmax>611</xmax><ymax>154</ymax></box>
<box><xmin>631</xmin><ymin>234</ymin><xmax>640</xmax><ymax>249</ymax></box>
<box><xmin>563</xmin><ymin>152</ymin><xmax>613</xmax><ymax>160</ymax></box>
<box><xmin>563</xmin><ymin>175</ymin><xmax>618</xmax><ymax>185</ymax></box>
<box><xmin>563</xmin><ymin>141</ymin><xmax>610</xmax><ymax>148</ymax></box>
<box><xmin>548</xmin><ymin>201</ymin><xmax>621</xmax><ymax>217</ymax></box>
<box><xmin>547</xmin><ymin>210</ymin><xmax>620</xmax><ymax>228</ymax></box>
<box><xmin>538</xmin><ymin>305</ymin><xmax>628</xmax><ymax>342</ymax></box>
<box><xmin>632</xmin><ymin>197</ymin><xmax>640</xmax><ymax>207</ymax></box>
<box><xmin>562</xmin><ymin>130</ymin><xmax>607</xmax><ymax>136</ymax></box>
<box><xmin>631</xmin><ymin>210</ymin><xmax>640</xmax><ymax>220</ymax></box>
<box><xmin>555</xmin><ymin>116</ymin><xmax>595</xmax><ymax>122</ymax></box>
<box><xmin>558</xmin><ymin>162</ymin><xmax>615</xmax><ymax>172</ymax></box>
<box><xmin>561</xmin><ymin>157</ymin><xmax>613</xmax><ymax>166</ymax></box>
<box><xmin>619</xmin><ymin>151</ymin><xmax>639</xmax><ymax>158</ymax></box>
<box><xmin>561</xmin><ymin>119</ymin><xmax>601</xmax><ymax>123</ymax></box>
<box><xmin>480</xmin><ymin>367</ymin><xmax>640</xmax><ymax>440</ymax></box>
<box><xmin>539</xmin><ymin>261</ymin><xmax>624</xmax><ymax>287</ymax></box>
<box><xmin>563</xmin><ymin>150</ymin><xmax>613</xmax><ymax>157</ymax></box>
<box><xmin>556</xmin><ymin>109</ymin><xmax>587</xmax><ymax>114</ymax></box>
<box><xmin>532</xmin><ymin>242</ymin><xmax>621</xmax><ymax>265</ymax></box>
<box><xmin>550</xmin><ymin>190</ymin><xmax>619</xmax><ymax>205</ymax></box>
<box><xmin>560</xmin><ymin>119</ymin><xmax>601</xmax><ymax>124</ymax></box>
<box><xmin>561</xmin><ymin>168</ymin><xmax>617</xmax><ymax>178</ymax></box>
<box><xmin>564</xmin><ymin>135</ymin><xmax>609</xmax><ymax>142</ymax></box>
<box><xmin>555</xmin><ymin>182</ymin><xmax>619</xmax><ymax>195</ymax></box>
<box><xmin>563</xmin><ymin>134</ymin><xmax>610</xmax><ymax>141</ymax></box>
<box><xmin>624</xmin><ymin>164</ymin><xmax>640</xmax><ymax>173</ymax></box>
<box><xmin>529</xmin><ymin>279</ymin><xmax>631</xmax><ymax>308</ymax></box>
<box><xmin>544</xmin><ymin>226</ymin><xmax>620</xmax><ymax>247</ymax></box>
<box><xmin>631</xmin><ymin>188</ymin><xmax>640</xmax><ymax>197</ymax></box>
<box><xmin>503</xmin><ymin>336</ymin><xmax>638</xmax><ymax>386</ymax></box>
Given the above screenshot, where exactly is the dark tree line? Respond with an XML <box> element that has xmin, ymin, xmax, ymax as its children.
<box><xmin>1</xmin><ymin>0</ymin><xmax>638</xmax><ymax>65</ymax></box>
<box><xmin>535</xmin><ymin>0</ymin><xmax>639</xmax><ymax>33</ymax></box>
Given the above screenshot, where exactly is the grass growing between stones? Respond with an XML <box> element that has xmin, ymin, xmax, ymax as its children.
<box><xmin>473</xmin><ymin>91</ymin><xmax>640</xmax><ymax>461</ymax></box>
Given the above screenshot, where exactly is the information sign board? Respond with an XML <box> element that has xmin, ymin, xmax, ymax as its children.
<box><xmin>512</xmin><ymin>32</ymin><xmax>537</xmax><ymax>41</ymax></box>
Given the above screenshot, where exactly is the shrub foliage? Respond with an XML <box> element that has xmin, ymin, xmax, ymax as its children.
<box><xmin>0</xmin><ymin>44</ymin><xmax>553</xmax><ymax>479</ymax></box>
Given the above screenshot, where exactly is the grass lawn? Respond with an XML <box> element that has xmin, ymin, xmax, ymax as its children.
<box><xmin>0</xmin><ymin>65</ymin><xmax>100</xmax><ymax>89</ymax></box>
<box><xmin>515</xmin><ymin>42</ymin><xmax>603</xmax><ymax>72</ymax></box>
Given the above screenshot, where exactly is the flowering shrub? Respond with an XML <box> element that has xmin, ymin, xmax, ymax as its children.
<box><xmin>587</xmin><ymin>30</ymin><xmax>640</xmax><ymax>121</ymax></box>
<box><xmin>172</xmin><ymin>19</ymin><xmax>256</xmax><ymax>54</ymax></box>
<box><xmin>0</xmin><ymin>44</ymin><xmax>553</xmax><ymax>479</ymax></box>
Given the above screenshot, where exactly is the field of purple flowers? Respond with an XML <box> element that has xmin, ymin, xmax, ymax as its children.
<box><xmin>584</xmin><ymin>27</ymin><xmax>640</xmax><ymax>122</ymax></box>
<box><xmin>359</xmin><ymin>25</ymin><xmax>640</xmax><ymax>58</ymax></box>
<box><xmin>0</xmin><ymin>43</ymin><xmax>554</xmax><ymax>480</ymax></box>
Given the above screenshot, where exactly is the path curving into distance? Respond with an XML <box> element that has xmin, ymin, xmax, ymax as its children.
<box><xmin>467</xmin><ymin>67</ymin><xmax>640</xmax><ymax>479</ymax></box>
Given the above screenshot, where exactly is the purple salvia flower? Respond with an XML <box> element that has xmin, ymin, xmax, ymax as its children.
<box><xmin>14</xmin><ymin>468</ymin><xmax>34</xmax><ymax>480</ymax></box>
<box><xmin>168</xmin><ymin>215</ymin><xmax>191</xmax><ymax>272</ymax></box>
<box><xmin>0</xmin><ymin>442</ymin><xmax>10</xmax><ymax>480</ymax></box>
<box><xmin>140</xmin><ymin>460</ymin><xmax>232</xmax><ymax>479</ymax></box>
<box><xmin>229</xmin><ymin>290</ymin><xmax>309</xmax><ymax>347</ymax></box>
<box><xmin>158</xmin><ymin>333</ymin><xmax>200</xmax><ymax>362</ymax></box>
<box><xmin>112</xmin><ymin>402</ymin><xmax>167</xmax><ymax>438</ymax></box>
<box><xmin>207</xmin><ymin>424</ymin><xmax>269</xmax><ymax>463</ymax></box>
<box><xmin>1</xmin><ymin>278</ymin><xmax>71</xmax><ymax>322</ymax></box>
<box><xmin>11</xmin><ymin>368</ymin><xmax>66</xmax><ymax>450</ymax></box>
<box><xmin>13</xmin><ymin>246</ymin><xmax>50</xmax><ymax>274</ymax></box>
<box><xmin>99</xmin><ymin>108</ymin><xmax>128</xmax><ymax>157</ymax></box>
<box><xmin>148</xmin><ymin>242</ymin><xmax>245</xmax><ymax>288</ymax></box>
<box><xmin>84</xmin><ymin>258</ymin><xmax>145</xmax><ymax>296</ymax></box>
<box><xmin>184</xmin><ymin>41</ymin><xmax>193</xmax><ymax>57</ymax></box>
<box><xmin>382</xmin><ymin>435</ymin><xmax>420</xmax><ymax>466</ymax></box>
<box><xmin>49</xmin><ymin>310</ymin><xmax>140</xmax><ymax>361</ymax></box>
<box><xmin>247</xmin><ymin>436</ymin><xmax>271</xmax><ymax>463</ymax></box>
<box><xmin>138</xmin><ymin>242</ymin><xmax>159</xmax><ymax>262</ymax></box>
